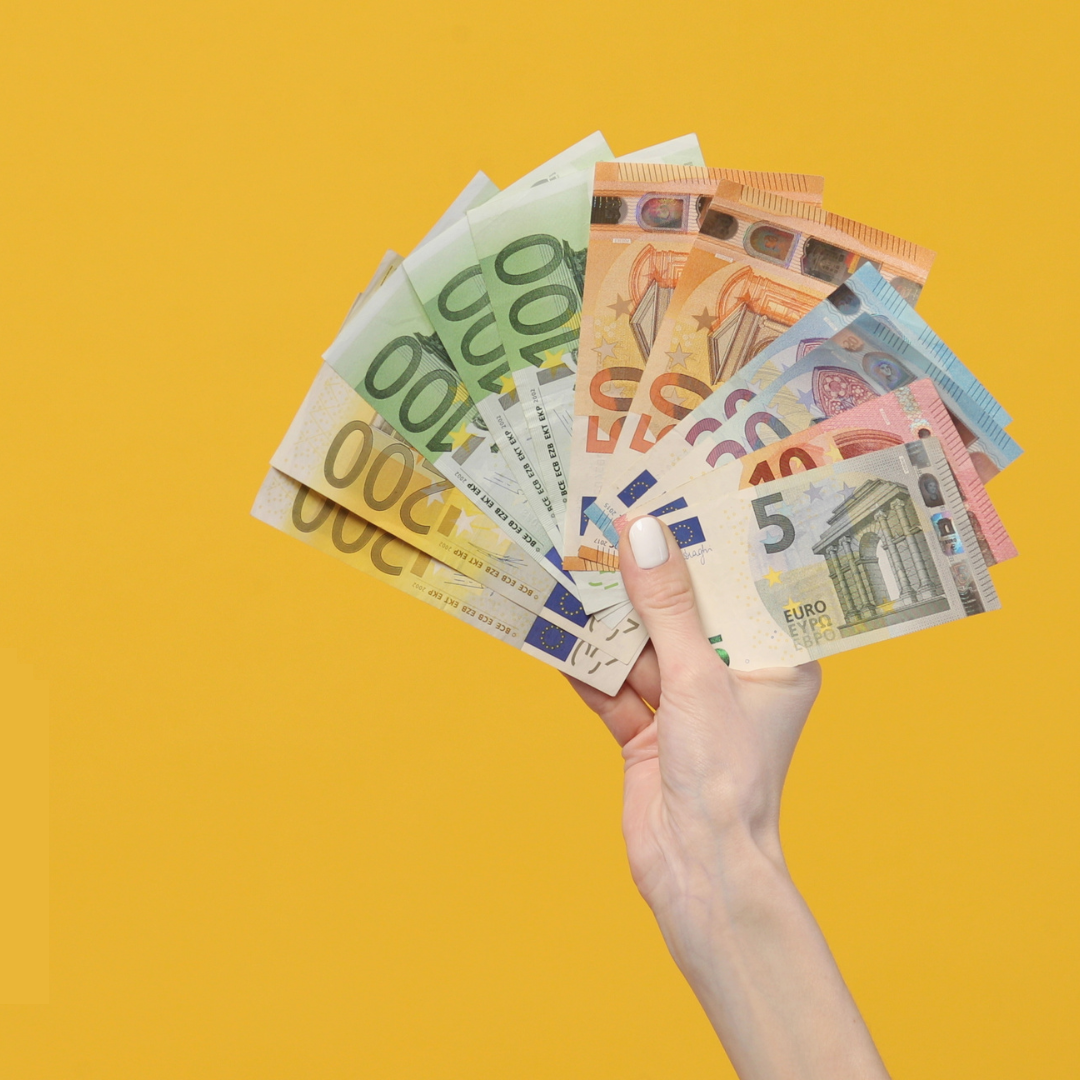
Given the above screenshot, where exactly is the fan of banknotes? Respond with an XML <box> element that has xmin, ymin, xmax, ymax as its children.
<box><xmin>252</xmin><ymin>132</ymin><xmax>1020</xmax><ymax>695</ymax></box>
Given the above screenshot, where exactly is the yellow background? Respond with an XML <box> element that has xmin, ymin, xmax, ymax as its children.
<box><xmin>2</xmin><ymin>0</ymin><xmax>1077</xmax><ymax>1074</ymax></box>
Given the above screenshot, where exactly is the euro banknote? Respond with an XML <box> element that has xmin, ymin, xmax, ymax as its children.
<box><xmin>404</xmin><ymin>134</ymin><xmax>705</xmax><ymax>549</ymax></box>
<box><xmin>627</xmin><ymin>310</ymin><xmax>1022</xmax><ymax>501</ymax></box>
<box><xmin>322</xmin><ymin>261</ymin><xmax>565</xmax><ymax>571</ymax></box>
<box><xmin>403</xmin><ymin>134</ymin><xmax>618</xmax><ymax>543</ymax></box>
<box><xmin>571</xmin><ymin>184</ymin><xmax>938</xmax><ymax>582</ymax></box>
<box><xmin>251</xmin><ymin>468</ymin><xmax>638</xmax><ymax>694</ymax></box>
<box><xmin>597</xmin><ymin>380</ymin><xmax>1017</xmax><ymax>569</ymax></box>
<box><xmin>563</xmin><ymin>163</ymin><xmax>826</xmax><ymax>580</ymax></box>
<box><xmin>579</xmin><ymin>313</ymin><xmax>1019</xmax><ymax>612</ymax></box>
<box><xmin>270</xmin><ymin>364</ymin><xmax>648</xmax><ymax>662</ymax></box>
<box><xmin>463</xmin><ymin>139</ymin><xmax>708</xmax><ymax>544</ymax></box>
<box><xmin>645</xmin><ymin>437</ymin><xmax>999</xmax><ymax>669</ymax></box>
<box><xmin>589</xmin><ymin>262</ymin><xmax>1013</xmax><ymax>537</ymax></box>
<box><xmin>254</xmin><ymin>135</ymin><xmax>1018</xmax><ymax>695</ymax></box>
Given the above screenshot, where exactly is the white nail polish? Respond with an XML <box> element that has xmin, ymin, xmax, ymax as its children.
<box><xmin>628</xmin><ymin>515</ymin><xmax>669</xmax><ymax>570</ymax></box>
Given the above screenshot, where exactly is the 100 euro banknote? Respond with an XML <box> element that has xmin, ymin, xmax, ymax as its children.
<box><xmin>403</xmin><ymin>133</ymin><xmax>619</xmax><ymax>543</ymax></box>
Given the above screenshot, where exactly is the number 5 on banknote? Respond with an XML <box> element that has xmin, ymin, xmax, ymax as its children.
<box><xmin>752</xmin><ymin>493</ymin><xmax>795</xmax><ymax>554</ymax></box>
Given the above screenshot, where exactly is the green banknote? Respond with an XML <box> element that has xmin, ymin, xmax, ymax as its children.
<box><xmin>463</xmin><ymin>137</ymin><xmax>706</xmax><ymax>582</ymax></box>
<box><xmin>403</xmin><ymin>134</ymin><xmax>618</xmax><ymax>545</ymax></box>
<box><xmin>323</xmin><ymin>257</ymin><xmax>563</xmax><ymax>573</ymax></box>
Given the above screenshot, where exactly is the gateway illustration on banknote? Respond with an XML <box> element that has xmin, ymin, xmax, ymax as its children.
<box><xmin>252</xmin><ymin>132</ymin><xmax>1018</xmax><ymax>691</ymax></box>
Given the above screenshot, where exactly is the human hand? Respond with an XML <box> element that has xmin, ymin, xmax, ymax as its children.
<box><xmin>568</xmin><ymin>514</ymin><xmax>820</xmax><ymax>916</ymax></box>
<box><xmin>567</xmin><ymin>516</ymin><xmax>888</xmax><ymax>1080</ymax></box>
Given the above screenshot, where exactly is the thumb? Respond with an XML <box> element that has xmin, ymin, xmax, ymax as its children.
<box><xmin>619</xmin><ymin>515</ymin><xmax>721</xmax><ymax>678</ymax></box>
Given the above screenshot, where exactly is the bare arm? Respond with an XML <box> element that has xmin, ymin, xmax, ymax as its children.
<box><xmin>569</xmin><ymin>515</ymin><xmax>889</xmax><ymax>1080</ymax></box>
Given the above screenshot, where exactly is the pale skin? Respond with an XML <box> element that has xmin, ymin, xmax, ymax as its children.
<box><xmin>568</xmin><ymin>517</ymin><xmax>891</xmax><ymax>1080</ymax></box>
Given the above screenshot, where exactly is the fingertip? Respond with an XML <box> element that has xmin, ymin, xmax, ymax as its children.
<box><xmin>626</xmin><ymin>515</ymin><xmax>670</xmax><ymax>570</ymax></box>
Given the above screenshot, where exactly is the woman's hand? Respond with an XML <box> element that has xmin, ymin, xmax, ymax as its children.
<box><xmin>568</xmin><ymin>516</ymin><xmax>889</xmax><ymax>1080</ymax></box>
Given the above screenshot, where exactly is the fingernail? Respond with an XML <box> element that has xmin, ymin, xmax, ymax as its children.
<box><xmin>628</xmin><ymin>516</ymin><xmax>669</xmax><ymax>570</ymax></box>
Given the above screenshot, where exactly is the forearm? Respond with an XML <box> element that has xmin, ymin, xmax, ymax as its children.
<box><xmin>652</xmin><ymin>832</ymin><xmax>890</xmax><ymax>1080</ymax></box>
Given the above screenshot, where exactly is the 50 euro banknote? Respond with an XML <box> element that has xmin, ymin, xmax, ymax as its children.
<box><xmin>572</xmin><ymin>185</ymin><xmax>937</xmax><ymax>581</ymax></box>
<box><xmin>270</xmin><ymin>363</ymin><xmax>648</xmax><ymax>663</ymax></box>
<box><xmin>563</xmin><ymin>163</ymin><xmax>825</xmax><ymax>577</ymax></box>
<box><xmin>644</xmin><ymin>437</ymin><xmax>999</xmax><ymax>670</ymax></box>
<box><xmin>251</xmin><ymin>469</ymin><xmax>639</xmax><ymax>694</ymax></box>
<box><xmin>600</xmin><ymin>380</ymin><xmax>1017</xmax><ymax>569</ymax></box>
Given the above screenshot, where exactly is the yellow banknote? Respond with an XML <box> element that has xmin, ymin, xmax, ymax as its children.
<box><xmin>251</xmin><ymin>468</ymin><xmax>637</xmax><ymax>695</ymax></box>
<box><xmin>271</xmin><ymin>363</ymin><xmax>648</xmax><ymax>662</ymax></box>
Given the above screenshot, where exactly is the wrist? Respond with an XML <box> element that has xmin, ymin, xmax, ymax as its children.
<box><xmin>647</xmin><ymin>822</ymin><xmax>793</xmax><ymax>985</ymax></box>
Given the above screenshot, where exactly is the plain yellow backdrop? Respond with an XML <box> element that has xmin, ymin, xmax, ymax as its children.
<box><xmin>2</xmin><ymin>0</ymin><xmax>1077</xmax><ymax>1074</ymax></box>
